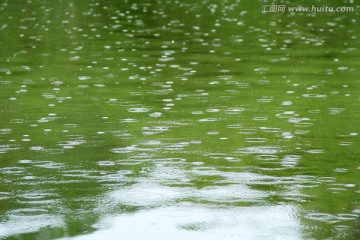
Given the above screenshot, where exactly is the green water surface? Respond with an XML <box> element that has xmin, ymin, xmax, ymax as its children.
<box><xmin>0</xmin><ymin>0</ymin><xmax>360</xmax><ymax>239</ymax></box>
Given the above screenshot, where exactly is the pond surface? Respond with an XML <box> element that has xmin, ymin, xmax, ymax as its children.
<box><xmin>0</xmin><ymin>0</ymin><xmax>360</xmax><ymax>239</ymax></box>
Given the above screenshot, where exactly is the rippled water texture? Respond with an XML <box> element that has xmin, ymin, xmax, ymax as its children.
<box><xmin>0</xmin><ymin>0</ymin><xmax>360</xmax><ymax>239</ymax></box>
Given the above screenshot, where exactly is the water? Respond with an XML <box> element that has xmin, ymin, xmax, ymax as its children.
<box><xmin>0</xmin><ymin>0</ymin><xmax>359</xmax><ymax>239</ymax></box>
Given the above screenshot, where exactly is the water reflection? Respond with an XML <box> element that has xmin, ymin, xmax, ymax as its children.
<box><xmin>1</xmin><ymin>0</ymin><xmax>360</xmax><ymax>239</ymax></box>
<box><xmin>62</xmin><ymin>205</ymin><xmax>301</xmax><ymax>240</ymax></box>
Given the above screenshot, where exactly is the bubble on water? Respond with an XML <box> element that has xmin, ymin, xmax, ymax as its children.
<box><xmin>9</xmin><ymin>208</ymin><xmax>49</xmax><ymax>216</ymax></box>
<box><xmin>0</xmin><ymin>128</ymin><xmax>12</xmax><ymax>134</ymax></box>
<box><xmin>338</xmin><ymin>66</ymin><xmax>348</xmax><ymax>71</ymax></box>
<box><xmin>224</xmin><ymin>156</ymin><xmax>240</xmax><ymax>162</ymax></box>
<box><xmin>282</xmin><ymin>132</ymin><xmax>294</xmax><ymax>139</ymax></box>
<box><xmin>29</xmin><ymin>146</ymin><xmax>44</xmax><ymax>151</ymax></box>
<box><xmin>336</xmin><ymin>214</ymin><xmax>358</xmax><ymax>221</ymax></box>
<box><xmin>140</xmin><ymin>140</ymin><xmax>162</xmax><ymax>146</ymax></box>
<box><xmin>255</xmin><ymin>155</ymin><xmax>278</xmax><ymax>161</ymax></box>
<box><xmin>206</xmin><ymin>108</ymin><xmax>220</xmax><ymax>113</ymax></box>
<box><xmin>305</xmin><ymin>212</ymin><xmax>335</xmax><ymax>222</ymax></box>
<box><xmin>128</xmin><ymin>107</ymin><xmax>150</xmax><ymax>113</ymax></box>
<box><xmin>70</xmin><ymin>56</ymin><xmax>80</xmax><ymax>60</ymax></box>
<box><xmin>318</xmin><ymin>177</ymin><xmax>336</xmax><ymax>183</ymax></box>
<box><xmin>78</xmin><ymin>76</ymin><xmax>91</xmax><ymax>80</ymax></box>
<box><xmin>287</xmin><ymin>118</ymin><xmax>301</xmax><ymax>123</ymax></box>
<box><xmin>252</xmin><ymin>117</ymin><xmax>268</xmax><ymax>121</ymax></box>
<box><xmin>120</xmin><ymin>118</ymin><xmax>138</xmax><ymax>123</ymax></box>
<box><xmin>245</xmin><ymin>138</ymin><xmax>267</xmax><ymax>143</ymax></box>
<box><xmin>257</xmin><ymin>96</ymin><xmax>274</xmax><ymax>103</ymax></box>
<box><xmin>33</xmin><ymin>161</ymin><xmax>65</xmax><ymax>169</ymax></box>
<box><xmin>0</xmin><ymin>192</ymin><xmax>10</xmax><ymax>201</ymax></box>
<box><xmin>18</xmin><ymin>159</ymin><xmax>33</xmax><ymax>164</ymax></box>
<box><xmin>97</xmin><ymin>161</ymin><xmax>116</xmax><ymax>166</ymax></box>
<box><xmin>37</xmin><ymin>117</ymin><xmax>55</xmax><ymax>123</ymax></box>
<box><xmin>239</xmin><ymin>146</ymin><xmax>280</xmax><ymax>155</ymax></box>
<box><xmin>339</xmin><ymin>142</ymin><xmax>352</xmax><ymax>146</ymax></box>
<box><xmin>209</xmin><ymin>81</ymin><xmax>220</xmax><ymax>85</ymax></box>
<box><xmin>302</xmin><ymin>94</ymin><xmax>327</xmax><ymax>99</ymax></box>
<box><xmin>281</xmin><ymin>155</ymin><xmax>300</xmax><ymax>168</ymax></box>
<box><xmin>327</xmin><ymin>187</ymin><xmax>347</xmax><ymax>193</ymax></box>
<box><xmin>165</xmin><ymin>142</ymin><xmax>191</xmax><ymax>151</ymax></box>
<box><xmin>192</xmin><ymin>162</ymin><xmax>204</xmax><ymax>166</ymax></box>
<box><xmin>281</xmin><ymin>101</ymin><xmax>293</xmax><ymax>106</ymax></box>
<box><xmin>0</xmin><ymin>166</ymin><xmax>25</xmax><ymax>175</ymax></box>
<box><xmin>308</xmin><ymin>109</ymin><xmax>321</xmax><ymax>114</ymax></box>
<box><xmin>329</xmin><ymin>108</ymin><xmax>345</xmax><ymax>115</ymax></box>
<box><xmin>306</xmin><ymin>149</ymin><xmax>324</xmax><ymax>154</ymax></box>
<box><xmin>207</xmin><ymin>131</ymin><xmax>219</xmax><ymax>135</ymax></box>
<box><xmin>149</xmin><ymin>112</ymin><xmax>162</xmax><ymax>118</ymax></box>
<box><xmin>18</xmin><ymin>191</ymin><xmax>56</xmax><ymax>202</ymax></box>
<box><xmin>192</xmin><ymin>111</ymin><xmax>203</xmax><ymax>115</ymax></box>
<box><xmin>353</xmin><ymin>209</ymin><xmax>360</xmax><ymax>214</ymax></box>
<box><xmin>294</xmin><ymin>122</ymin><xmax>313</xmax><ymax>128</ymax></box>
<box><xmin>112</xmin><ymin>145</ymin><xmax>137</xmax><ymax>153</ymax></box>
<box><xmin>259</xmin><ymin>127</ymin><xmax>281</xmax><ymax>133</ymax></box>
<box><xmin>58</xmin><ymin>139</ymin><xmax>86</xmax><ymax>149</ymax></box>
<box><xmin>142</xmin><ymin>126</ymin><xmax>169</xmax><ymax>136</ymax></box>
<box><xmin>63</xmin><ymin>124</ymin><xmax>78</xmax><ymax>129</ymax></box>
<box><xmin>198</xmin><ymin>118</ymin><xmax>218</xmax><ymax>122</ymax></box>
<box><xmin>225</xmin><ymin>108</ymin><xmax>244</xmax><ymax>114</ymax></box>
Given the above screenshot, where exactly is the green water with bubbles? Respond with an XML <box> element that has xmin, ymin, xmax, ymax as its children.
<box><xmin>1</xmin><ymin>0</ymin><xmax>360</xmax><ymax>239</ymax></box>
